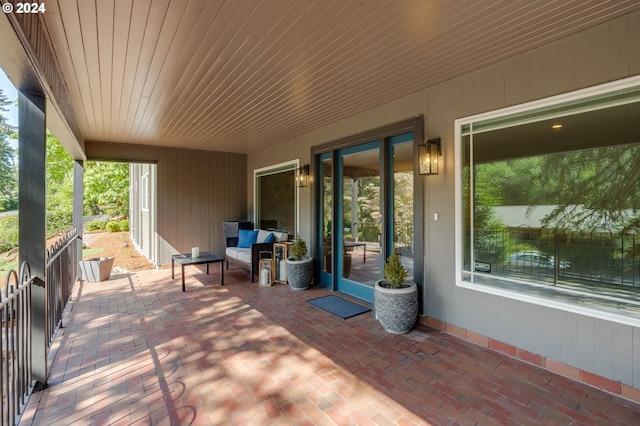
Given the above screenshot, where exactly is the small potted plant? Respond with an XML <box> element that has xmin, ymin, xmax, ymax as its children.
<box><xmin>374</xmin><ymin>253</ymin><xmax>418</xmax><ymax>334</ymax></box>
<box><xmin>286</xmin><ymin>236</ymin><xmax>313</xmax><ymax>290</ymax></box>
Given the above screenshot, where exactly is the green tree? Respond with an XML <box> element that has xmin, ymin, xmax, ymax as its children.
<box><xmin>47</xmin><ymin>131</ymin><xmax>73</xmax><ymax>185</ymax></box>
<box><xmin>84</xmin><ymin>161</ymin><xmax>129</xmax><ymax>216</ymax></box>
<box><xmin>0</xmin><ymin>87</ymin><xmax>17</xmax><ymax>211</ymax></box>
<box><xmin>46</xmin><ymin>132</ymin><xmax>74</xmax><ymax>234</ymax></box>
<box><xmin>44</xmin><ymin>133</ymin><xmax>131</xmax><ymax>231</ymax></box>
<box><xmin>46</xmin><ymin>134</ymin><xmax>130</xmax><ymax>218</ymax></box>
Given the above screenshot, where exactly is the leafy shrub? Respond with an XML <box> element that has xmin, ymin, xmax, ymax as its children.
<box><xmin>86</xmin><ymin>221</ymin><xmax>107</xmax><ymax>231</ymax></box>
<box><xmin>289</xmin><ymin>236</ymin><xmax>308</xmax><ymax>260</ymax></box>
<box><xmin>0</xmin><ymin>216</ymin><xmax>19</xmax><ymax>253</ymax></box>
<box><xmin>119</xmin><ymin>220</ymin><xmax>130</xmax><ymax>232</ymax></box>
<box><xmin>47</xmin><ymin>210</ymin><xmax>73</xmax><ymax>236</ymax></box>
<box><xmin>383</xmin><ymin>253</ymin><xmax>408</xmax><ymax>288</ymax></box>
<box><xmin>105</xmin><ymin>221</ymin><xmax>120</xmax><ymax>233</ymax></box>
<box><xmin>0</xmin><ymin>238</ymin><xmax>17</xmax><ymax>253</ymax></box>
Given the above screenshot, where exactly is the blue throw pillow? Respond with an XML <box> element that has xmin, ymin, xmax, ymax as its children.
<box><xmin>263</xmin><ymin>232</ymin><xmax>276</xmax><ymax>243</ymax></box>
<box><xmin>237</xmin><ymin>229</ymin><xmax>258</xmax><ymax>248</ymax></box>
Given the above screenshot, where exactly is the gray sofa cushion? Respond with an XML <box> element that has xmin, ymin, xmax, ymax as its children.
<box><xmin>225</xmin><ymin>229</ymin><xmax>288</xmax><ymax>265</ymax></box>
<box><xmin>225</xmin><ymin>247</ymin><xmax>252</xmax><ymax>264</ymax></box>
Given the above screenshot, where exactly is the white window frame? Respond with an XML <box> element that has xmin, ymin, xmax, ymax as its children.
<box><xmin>141</xmin><ymin>172</ymin><xmax>149</xmax><ymax>212</ymax></box>
<box><xmin>253</xmin><ymin>159</ymin><xmax>300</xmax><ymax>234</ymax></box>
<box><xmin>454</xmin><ymin>75</ymin><xmax>640</xmax><ymax>327</ymax></box>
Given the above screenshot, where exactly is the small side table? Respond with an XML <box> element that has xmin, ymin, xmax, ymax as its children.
<box><xmin>171</xmin><ymin>252</ymin><xmax>224</xmax><ymax>292</ymax></box>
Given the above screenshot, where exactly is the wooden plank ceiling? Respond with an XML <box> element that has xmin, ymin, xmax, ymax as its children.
<box><xmin>41</xmin><ymin>0</ymin><xmax>640</xmax><ymax>154</ymax></box>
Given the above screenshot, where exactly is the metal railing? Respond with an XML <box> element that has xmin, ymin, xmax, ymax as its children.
<box><xmin>45</xmin><ymin>229</ymin><xmax>79</xmax><ymax>349</ymax></box>
<box><xmin>1</xmin><ymin>262</ymin><xmax>34</xmax><ymax>426</ymax></box>
<box><xmin>1</xmin><ymin>229</ymin><xmax>79</xmax><ymax>425</ymax></box>
<box><xmin>473</xmin><ymin>227</ymin><xmax>640</xmax><ymax>288</ymax></box>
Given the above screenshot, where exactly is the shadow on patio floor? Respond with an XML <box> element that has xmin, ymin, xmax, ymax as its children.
<box><xmin>19</xmin><ymin>266</ymin><xmax>640</xmax><ymax>425</ymax></box>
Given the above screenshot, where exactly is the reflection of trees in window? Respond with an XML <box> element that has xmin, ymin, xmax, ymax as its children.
<box><xmin>321</xmin><ymin>160</ymin><xmax>333</xmax><ymax>238</ymax></box>
<box><xmin>323</xmin><ymin>182</ymin><xmax>332</xmax><ymax>238</ymax></box>
<box><xmin>471</xmin><ymin>164</ymin><xmax>510</xmax><ymax>267</ymax></box>
<box><xmin>463</xmin><ymin>91</ymin><xmax>640</xmax><ymax>292</ymax></box>
<box><xmin>474</xmin><ymin>143</ymin><xmax>640</xmax><ymax>232</ymax></box>
<box><xmin>534</xmin><ymin>144</ymin><xmax>640</xmax><ymax>232</ymax></box>
<box><xmin>342</xmin><ymin>178</ymin><xmax>353</xmax><ymax>236</ymax></box>
<box><xmin>343</xmin><ymin>163</ymin><xmax>380</xmax><ymax>242</ymax></box>
<box><xmin>462</xmin><ymin>153</ymin><xmax>510</xmax><ymax>268</ymax></box>
<box><xmin>358</xmin><ymin>177</ymin><xmax>380</xmax><ymax>242</ymax></box>
<box><xmin>469</xmin><ymin>143</ymin><xmax>640</xmax><ymax>288</ymax></box>
<box><xmin>257</xmin><ymin>170</ymin><xmax>295</xmax><ymax>232</ymax></box>
<box><xmin>393</xmin><ymin>172</ymin><xmax>413</xmax><ymax>250</ymax></box>
<box><xmin>342</xmin><ymin>177</ymin><xmax>381</xmax><ymax>241</ymax></box>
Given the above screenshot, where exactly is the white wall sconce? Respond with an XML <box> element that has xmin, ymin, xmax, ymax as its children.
<box><xmin>419</xmin><ymin>138</ymin><xmax>441</xmax><ymax>175</ymax></box>
<box><xmin>297</xmin><ymin>164</ymin><xmax>310</xmax><ymax>187</ymax></box>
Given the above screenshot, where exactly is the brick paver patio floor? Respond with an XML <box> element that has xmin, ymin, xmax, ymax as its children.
<box><xmin>19</xmin><ymin>266</ymin><xmax>640</xmax><ymax>425</ymax></box>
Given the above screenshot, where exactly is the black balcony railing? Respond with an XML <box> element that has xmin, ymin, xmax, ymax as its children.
<box><xmin>1</xmin><ymin>229</ymin><xmax>79</xmax><ymax>426</ymax></box>
<box><xmin>1</xmin><ymin>262</ymin><xmax>34</xmax><ymax>426</ymax></box>
<box><xmin>45</xmin><ymin>229</ymin><xmax>79</xmax><ymax>349</ymax></box>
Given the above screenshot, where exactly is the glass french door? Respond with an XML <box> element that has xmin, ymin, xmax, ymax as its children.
<box><xmin>319</xmin><ymin>153</ymin><xmax>333</xmax><ymax>278</ymax></box>
<box><xmin>336</xmin><ymin>141</ymin><xmax>382</xmax><ymax>299</ymax></box>
<box><xmin>316</xmin><ymin>132</ymin><xmax>415</xmax><ymax>302</ymax></box>
<box><xmin>388</xmin><ymin>134</ymin><xmax>415</xmax><ymax>282</ymax></box>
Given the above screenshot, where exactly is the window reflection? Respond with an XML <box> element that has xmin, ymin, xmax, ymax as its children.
<box><xmin>257</xmin><ymin>168</ymin><xmax>295</xmax><ymax>234</ymax></box>
<box><xmin>462</xmin><ymin>90</ymin><xmax>640</xmax><ymax>300</ymax></box>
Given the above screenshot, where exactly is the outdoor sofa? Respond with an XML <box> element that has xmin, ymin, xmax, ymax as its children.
<box><xmin>222</xmin><ymin>221</ymin><xmax>288</xmax><ymax>282</ymax></box>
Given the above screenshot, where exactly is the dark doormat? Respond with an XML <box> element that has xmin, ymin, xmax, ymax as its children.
<box><xmin>307</xmin><ymin>295</ymin><xmax>371</xmax><ymax>319</ymax></box>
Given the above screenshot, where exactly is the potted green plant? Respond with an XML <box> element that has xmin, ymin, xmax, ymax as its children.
<box><xmin>286</xmin><ymin>236</ymin><xmax>313</xmax><ymax>290</ymax></box>
<box><xmin>374</xmin><ymin>253</ymin><xmax>418</xmax><ymax>334</ymax></box>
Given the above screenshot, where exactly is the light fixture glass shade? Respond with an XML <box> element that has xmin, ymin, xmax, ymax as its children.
<box><xmin>419</xmin><ymin>138</ymin><xmax>441</xmax><ymax>175</ymax></box>
<box><xmin>297</xmin><ymin>164</ymin><xmax>309</xmax><ymax>187</ymax></box>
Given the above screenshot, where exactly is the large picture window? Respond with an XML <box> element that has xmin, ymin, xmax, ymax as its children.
<box><xmin>254</xmin><ymin>161</ymin><xmax>298</xmax><ymax>235</ymax></box>
<box><xmin>456</xmin><ymin>77</ymin><xmax>640</xmax><ymax>323</ymax></box>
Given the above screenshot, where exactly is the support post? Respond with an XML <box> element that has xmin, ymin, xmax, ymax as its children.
<box><xmin>18</xmin><ymin>91</ymin><xmax>47</xmax><ymax>388</ymax></box>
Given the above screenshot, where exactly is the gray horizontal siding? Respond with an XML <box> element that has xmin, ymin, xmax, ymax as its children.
<box><xmin>156</xmin><ymin>148</ymin><xmax>247</xmax><ymax>264</ymax></box>
<box><xmin>247</xmin><ymin>11</ymin><xmax>640</xmax><ymax>389</ymax></box>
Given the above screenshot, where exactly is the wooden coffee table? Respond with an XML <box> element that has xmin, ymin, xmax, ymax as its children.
<box><xmin>171</xmin><ymin>252</ymin><xmax>224</xmax><ymax>292</ymax></box>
